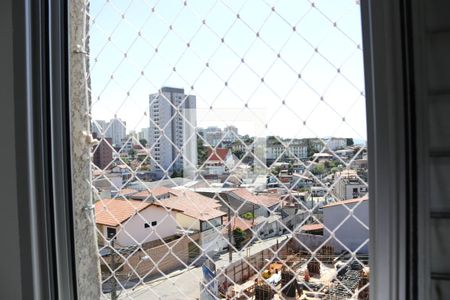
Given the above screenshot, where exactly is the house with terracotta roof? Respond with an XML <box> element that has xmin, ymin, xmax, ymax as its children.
<box><xmin>155</xmin><ymin>189</ymin><xmax>228</xmax><ymax>253</ymax></box>
<box><xmin>157</xmin><ymin>189</ymin><xmax>227</xmax><ymax>232</ymax></box>
<box><xmin>225</xmin><ymin>188</ymin><xmax>281</xmax><ymax>218</ymax></box>
<box><xmin>95</xmin><ymin>198</ymin><xmax>181</xmax><ymax>247</ymax></box>
<box><xmin>204</xmin><ymin>147</ymin><xmax>236</xmax><ymax>175</ymax></box>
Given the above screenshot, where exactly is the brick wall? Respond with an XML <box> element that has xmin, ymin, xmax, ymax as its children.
<box><xmin>102</xmin><ymin>235</ymin><xmax>191</xmax><ymax>283</ymax></box>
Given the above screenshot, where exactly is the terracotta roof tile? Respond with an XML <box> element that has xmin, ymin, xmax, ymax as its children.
<box><xmin>95</xmin><ymin>199</ymin><xmax>152</xmax><ymax>227</ymax></box>
<box><xmin>155</xmin><ymin>189</ymin><xmax>226</xmax><ymax>221</ymax></box>
<box><xmin>229</xmin><ymin>188</ymin><xmax>281</xmax><ymax>208</ymax></box>
<box><xmin>206</xmin><ymin>147</ymin><xmax>230</xmax><ymax>162</ymax></box>
<box><xmin>301</xmin><ymin>223</ymin><xmax>324</xmax><ymax>231</ymax></box>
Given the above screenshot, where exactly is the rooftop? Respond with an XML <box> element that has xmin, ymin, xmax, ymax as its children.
<box><xmin>228</xmin><ymin>188</ymin><xmax>281</xmax><ymax>208</ymax></box>
<box><xmin>130</xmin><ymin>187</ymin><xmax>172</xmax><ymax>200</ymax></box>
<box><xmin>95</xmin><ymin>199</ymin><xmax>152</xmax><ymax>227</ymax></box>
<box><xmin>301</xmin><ymin>223</ymin><xmax>324</xmax><ymax>231</ymax></box>
<box><xmin>156</xmin><ymin>189</ymin><xmax>226</xmax><ymax>221</ymax></box>
<box><xmin>226</xmin><ymin>216</ymin><xmax>254</xmax><ymax>231</ymax></box>
<box><xmin>322</xmin><ymin>195</ymin><xmax>369</xmax><ymax>208</ymax></box>
<box><xmin>206</xmin><ymin>147</ymin><xmax>230</xmax><ymax>162</ymax></box>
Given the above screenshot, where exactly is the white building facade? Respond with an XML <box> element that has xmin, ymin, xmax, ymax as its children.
<box><xmin>266</xmin><ymin>143</ymin><xmax>307</xmax><ymax>160</ymax></box>
<box><xmin>106</xmin><ymin>116</ymin><xmax>127</xmax><ymax>147</ymax></box>
<box><xmin>149</xmin><ymin>87</ymin><xmax>197</xmax><ymax>176</ymax></box>
<box><xmin>204</xmin><ymin>126</ymin><xmax>223</xmax><ymax>146</ymax></box>
<box><xmin>222</xmin><ymin>126</ymin><xmax>239</xmax><ymax>144</ymax></box>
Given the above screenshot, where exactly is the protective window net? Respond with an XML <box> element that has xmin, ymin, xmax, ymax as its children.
<box><xmin>81</xmin><ymin>0</ymin><xmax>369</xmax><ymax>299</ymax></box>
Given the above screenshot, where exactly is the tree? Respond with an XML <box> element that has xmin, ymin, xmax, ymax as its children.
<box><xmin>288</xmin><ymin>163</ymin><xmax>294</xmax><ymax>174</ymax></box>
<box><xmin>306</xmin><ymin>139</ymin><xmax>317</xmax><ymax>158</ymax></box>
<box><xmin>346</xmin><ymin>138</ymin><xmax>354</xmax><ymax>146</ymax></box>
<box><xmin>233</xmin><ymin>228</ymin><xmax>246</xmax><ymax>250</ymax></box>
<box><xmin>171</xmin><ymin>170</ymin><xmax>184</xmax><ymax>178</ymax></box>
<box><xmin>232</xmin><ymin>149</ymin><xmax>244</xmax><ymax>159</ymax></box>
<box><xmin>197</xmin><ymin>136</ymin><xmax>208</xmax><ymax>165</ymax></box>
<box><xmin>139</xmin><ymin>138</ymin><xmax>148</xmax><ymax>147</ymax></box>
<box><xmin>271</xmin><ymin>166</ymin><xmax>282</xmax><ymax>176</ymax></box>
<box><xmin>241</xmin><ymin>212</ymin><xmax>255</xmax><ymax>220</ymax></box>
<box><xmin>128</xmin><ymin>148</ymin><xmax>136</xmax><ymax>159</ymax></box>
<box><xmin>312</xmin><ymin>164</ymin><xmax>325</xmax><ymax>175</ymax></box>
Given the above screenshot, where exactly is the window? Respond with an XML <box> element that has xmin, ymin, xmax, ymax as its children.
<box><xmin>151</xmin><ymin>221</ymin><xmax>157</xmax><ymax>227</ymax></box>
<box><xmin>106</xmin><ymin>227</ymin><xmax>116</xmax><ymax>240</ymax></box>
<box><xmin>0</xmin><ymin>0</ymin><xmax>421</xmax><ymax>298</ymax></box>
<box><xmin>144</xmin><ymin>223</ymin><xmax>150</xmax><ymax>228</ymax></box>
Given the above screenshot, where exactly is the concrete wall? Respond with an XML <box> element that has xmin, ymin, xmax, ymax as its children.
<box><xmin>216</xmin><ymin>242</ymin><xmax>290</xmax><ymax>292</ymax></box>
<box><xmin>323</xmin><ymin>201</ymin><xmax>369</xmax><ymax>253</ymax></box>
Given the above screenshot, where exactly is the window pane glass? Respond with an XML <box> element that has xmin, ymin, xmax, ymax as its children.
<box><xmin>79</xmin><ymin>0</ymin><xmax>370</xmax><ymax>298</ymax></box>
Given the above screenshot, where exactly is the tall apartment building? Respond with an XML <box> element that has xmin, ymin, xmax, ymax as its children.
<box><xmin>92</xmin><ymin>132</ymin><xmax>113</xmax><ymax>169</ymax></box>
<box><xmin>204</xmin><ymin>126</ymin><xmax>223</xmax><ymax>146</ymax></box>
<box><xmin>149</xmin><ymin>87</ymin><xmax>197</xmax><ymax>177</ymax></box>
<box><xmin>106</xmin><ymin>115</ymin><xmax>127</xmax><ymax>147</ymax></box>
<box><xmin>138</xmin><ymin>127</ymin><xmax>150</xmax><ymax>143</ymax></box>
<box><xmin>92</xmin><ymin>116</ymin><xmax>127</xmax><ymax>147</ymax></box>
<box><xmin>92</xmin><ymin>120</ymin><xmax>107</xmax><ymax>138</ymax></box>
<box><xmin>222</xmin><ymin>125</ymin><xmax>239</xmax><ymax>144</ymax></box>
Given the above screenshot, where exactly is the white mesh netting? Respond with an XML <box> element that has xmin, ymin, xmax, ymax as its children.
<box><xmin>83</xmin><ymin>0</ymin><xmax>369</xmax><ymax>299</ymax></box>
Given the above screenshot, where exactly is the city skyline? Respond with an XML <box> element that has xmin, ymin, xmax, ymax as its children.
<box><xmin>89</xmin><ymin>0</ymin><xmax>367</xmax><ymax>140</ymax></box>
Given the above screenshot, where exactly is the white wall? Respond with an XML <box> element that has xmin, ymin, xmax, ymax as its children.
<box><xmin>323</xmin><ymin>200</ymin><xmax>369</xmax><ymax>253</ymax></box>
<box><xmin>200</xmin><ymin>227</ymin><xmax>227</xmax><ymax>253</ymax></box>
<box><xmin>107</xmin><ymin>206</ymin><xmax>178</xmax><ymax>247</ymax></box>
<box><xmin>206</xmin><ymin>165</ymin><xmax>226</xmax><ymax>175</ymax></box>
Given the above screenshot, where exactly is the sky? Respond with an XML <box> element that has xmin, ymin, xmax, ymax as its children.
<box><xmin>89</xmin><ymin>0</ymin><xmax>366</xmax><ymax>140</ymax></box>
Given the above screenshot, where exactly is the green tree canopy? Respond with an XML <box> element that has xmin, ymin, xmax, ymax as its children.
<box><xmin>139</xmin><ymin>139</ymin><xmax>148</xmax><ymax>147</ymax></box>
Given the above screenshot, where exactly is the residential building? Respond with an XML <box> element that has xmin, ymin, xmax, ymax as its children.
<box><xmin>204</xmin><ymin>126</ymin><xmax>223</xmax><ymax>146</ymax></box>
<box><xmin>266</xmin><ymin>139</ymin><xmax>307</xmax><ymax>161</ymax></box>
<box><xmin>95</xmin><ymin>198</ymin><xmax>181</xmax><ymax>247</ymax></box>
<box><xmin>323</xmin><ymin>137</ymin><xmax>347</xmax><ymax>151</ymax></box>
<box><xmin>203</xmin><ymin>147</ymin><xmax>236</xmax><ymax>175</ymax></box>
<box><xmin>129</xmin><ymin>187</ymin><xmax>172</xmax><ymax>201</ymax></box>
<box><xmin>149</xmin><ymin>87</ymin><xmax>197</xmax><ymax>176</ymax></box>
<box><xmin>92</xmin><ymin>120</ymin><xmax>107</xmax><ymax>138</ymax></box>
<box><xmin>322</xmin><ymin>196</ymin><xmax>369</xmax><ymax>253</ymax></box>
<box><xmin>92</xmin><ymin>132</ymin><xmax>113</xmax><ymax>170</ymax></box>
<box><xmin>121</xmin><ymin>139</ymin><xmax>134</xmax><ymax>154</ymax></box>
<box><xmin>333</xmin><ymin>170</ymin><xmax>368</xmax><ymax>200</ymax></box>
<box><xmin>92</xmin><ymin>169</ymin><xmax>124</xmax><ymax>198</ymax></box>
<box><xmin>110</xmin><ymin>164</ymin><xmax>132</xmax><ymax>189</ymax></box>
<box><xmin>105</xmin><ymin>115</ymin><xmax>127</xmax><ymax>147</ymax></box>
<box><xmin>312</xmin><ymin>152</ymin><xmax>334</xmax><ymax>162</ymax></box>
<box><xmin>225</xmin><ymin>188</ymin><xmax>281</xmax><ymax>218</ymax></box>
<box><xmin>222</xmin><ymin>125</ymin><xmax>239</xmax><ymax>144</ymax></box>
<box><xmin>156</xmin><ymin>189</ymin><xmax>227</xmax><ymax>253</ymax></box>
<box><xmin>138</xmin><ymin>127</ymin><xmax>150</xmax><ymax>142</ymax></box>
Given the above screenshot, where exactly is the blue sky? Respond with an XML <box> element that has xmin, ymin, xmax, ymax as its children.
<box><xmin>89</xmin><ymin>0</ymin><xmax>366</xmax><ymax>140</ymax></box>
